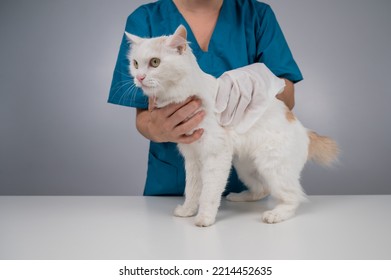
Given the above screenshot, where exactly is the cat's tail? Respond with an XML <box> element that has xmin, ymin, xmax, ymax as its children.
<box><xmin>307</xmin><ymin>131</ymin><xmax>339</xmax><ymax>166</ymax></box>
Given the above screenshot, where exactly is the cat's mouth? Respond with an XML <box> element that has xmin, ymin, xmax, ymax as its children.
<box><xmin>137</xmin><ymin>83</ymin><xmax>157</xmax><ymax>100</ymax></box>
<box><xmin>135</xmin><ymin>81</ymin><xmax>150</xmax><ymax>93</ymax></box>
<box><xmin>140</xmin><ymin>84</ymin><xmax>154</xmax><ymax>95</ymax></box>
<box><xmin>136</xmin><ymin>80</ymin><xmax>153</xmax><ymax>90</ymax></box>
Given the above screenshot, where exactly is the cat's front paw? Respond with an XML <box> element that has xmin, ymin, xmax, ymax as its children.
<box><xmin>194</xmin><ymin>213</ymin><xmax>216</xmax><ymax>227</ymax></box>
<box><xmin>262</xmin><ymin>210</ymin><xmax>283</xmax><ymax>224</ymax></box>
<box><xmin>262</xmin><ymin>209</ymin><xmax>292</xmax><ymax>224</ymax></box>
<box><xmin>174</xmin><ymin>204</ymin><xmax>197</xmax><ymax>217</ymax></box>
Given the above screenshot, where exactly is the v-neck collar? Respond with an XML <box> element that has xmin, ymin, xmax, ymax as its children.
<box><xmin>168</xmin><ymin>0</ymin><xmax>226</xmax><ymax>54</ymax></box>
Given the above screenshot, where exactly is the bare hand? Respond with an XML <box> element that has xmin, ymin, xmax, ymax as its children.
<box><xmin>147</xmin><ymin>97</ymin><xmax>205</xmax><ymax>144</ymax></box>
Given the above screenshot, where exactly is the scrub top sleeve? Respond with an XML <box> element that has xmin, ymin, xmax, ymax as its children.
<box><xmin>255</xmin><ymin>5</ymin><xmax>303</xmax><ymax>83</ymax></box>
<box><xmin>108</xmin><ymin>8</ymin><xmax>150</xmax><ymax>109</ymax></box>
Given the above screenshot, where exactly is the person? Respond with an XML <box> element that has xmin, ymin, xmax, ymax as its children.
<box><xmin>108</xmin><ymin>0</ymin><xmax>303</xmax><ymax>195</ymax></box>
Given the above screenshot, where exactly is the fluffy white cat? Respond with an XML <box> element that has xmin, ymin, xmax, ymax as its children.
<box><xmin>126</xmin><ymin>26</ymin><xmax>339</xmax><ymax>227</ymax></box>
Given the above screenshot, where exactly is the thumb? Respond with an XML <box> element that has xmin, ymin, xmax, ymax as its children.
<box><xmin>148</xmin><ymin>97</ymin><xmax>157</xmax><ymax>112</ymax></box>
<box><xmin>215</xmin><ymin>74</ymin><xmax>233</xmax><ymax>113</ymax></box>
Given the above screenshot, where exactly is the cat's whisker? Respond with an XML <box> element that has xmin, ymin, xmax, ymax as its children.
<box><xmin>111</xmin><ymin>81</ymin><xmax>136</xmax><ymax>101</ymax></box>
<box><xmin>111</xmin><ymin>82</ymin><xmax>134</xmax><ymax>96</ymax></box>
<box><xmin>113</xmin><ymin>79</ymin><xmax>134</xmax><ymax>86</ymax></box>
<box><xmin>118</xmin><ymin>84</ymin><xmax>139</xmax><ymax>105</ymax></box>
<box><xmin>112</xmin><ymin>81</ymin><xmax>136</xmax><ymax>104</ymax></box>
<box><xmin>110</xmin><ymin>69</ymin><xmax>137</xmax><ymax>101</ymax></box>
<box><xmin>114</xmin><ymin>69</ymin><xmax>132</xmax><ymax>78</ymax></box>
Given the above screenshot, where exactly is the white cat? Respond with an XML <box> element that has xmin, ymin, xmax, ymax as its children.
<box><xmin>126</xmin><ymin>26</ymin><xmax>339</xmax><ymax>227</ymax></box>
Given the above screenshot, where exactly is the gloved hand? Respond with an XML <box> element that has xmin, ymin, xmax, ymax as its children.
<box><xmin>215</xmin><ymin>63</ymin><xmax>286</xmax><ymax>134</ymax></box>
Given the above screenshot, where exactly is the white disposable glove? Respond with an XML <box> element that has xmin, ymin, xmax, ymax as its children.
<box><xmin>215</xmin><ymin>63</ymin><xmax>286</xmax><ymax>134</ymax></box>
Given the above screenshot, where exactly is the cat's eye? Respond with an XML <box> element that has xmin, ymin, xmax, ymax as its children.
<box><xmin>133</xmin><ymin>60</ymin><xmax>139</xmax><ymax>69</ymax></box>
<box><xmin>149</xmin><ymin>58</ymin><xmax>161</xmax><ymax>68</ymax></box>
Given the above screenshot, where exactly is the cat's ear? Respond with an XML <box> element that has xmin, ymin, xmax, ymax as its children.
<box><xmin>124</xmin><ymin>31</ymin><xmax>143</xmax><ymax>45</ymax></box>
<box><xmin>167</xmin><ymin>25</ymin><xmax>188</xmax><ymax>54</ymax></box>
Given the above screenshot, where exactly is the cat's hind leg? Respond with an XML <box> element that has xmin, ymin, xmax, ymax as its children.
<box><xmin>261</xmin><ymin>169</ymin><xmax>306</xmax><ymax>224</ymax></box>
<box><xmin>226</xmin><ymin>157</ymin><xmax>269</xmax><ymax>202</ymax></box>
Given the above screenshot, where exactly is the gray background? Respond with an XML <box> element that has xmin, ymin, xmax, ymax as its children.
<box><xmin>1</xmin><ymin>0</ymin><xmax>390</xmax><ymax>196</ymax></box>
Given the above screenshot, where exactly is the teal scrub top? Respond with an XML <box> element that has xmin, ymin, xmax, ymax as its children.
<box><xmin>108</xmin><ymin>0</ymin><xmax>303</xmax><ymax>196</ymax></box>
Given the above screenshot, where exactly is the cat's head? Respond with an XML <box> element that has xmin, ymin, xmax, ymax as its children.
<box><xmin>125</xmin><ymin>25</ymin><xmax>193</xmax><ymax>102</ymax></box>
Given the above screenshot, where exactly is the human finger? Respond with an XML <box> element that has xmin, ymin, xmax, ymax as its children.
<box><xmin>177</xmin><ymin>129</ymin><xmax>204</xmax><ymax>144</ymax></box>
<box><xmin>220</xmin><ymin>79</ymin><xmax>240</xmax><ymax>126</ymax></box>
<box><xmin>169</xmin><ymin>98</ymin><xmax>202</xmax><ymax>127</ymax></box>
<box><xmin>229</xmin><ymin>74</ymin><xmax>253</xmax><ymax>126</ymax></box>
<box><xmin>158</xmin><ymin>96</ymin><xmax>195</xmax><ymax>118</ymax></box>
<box><xmin>148</xmin><ymin>97</ymin><xmax>157</xmax><ymax>112</ymax></box>
<box><xmin>215</xmin><ymin>75</ymin><xmax>233</xmax><ymax>113</ymax></box>
<box><xmin>173</xmin><ymin>110</ymin><xmax>205</xmax><ymax>136</ymax></box>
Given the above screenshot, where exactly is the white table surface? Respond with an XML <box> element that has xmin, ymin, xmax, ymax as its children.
<box><xmin>0</xmin><ymin>195</ymin><xmax>390</xmax><ymax>260</ymax></box>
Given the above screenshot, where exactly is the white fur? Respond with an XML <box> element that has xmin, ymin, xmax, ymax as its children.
<box><xmin>127</xmin><ymin>27</ymin><xmax>315</xmax><ymax>227</ymax></box>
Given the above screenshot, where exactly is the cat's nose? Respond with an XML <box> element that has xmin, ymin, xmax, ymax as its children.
<box><xmin>136</xmin><ymin>74</ymin><xmax>146</xmax><ymax>83</ymax></box>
